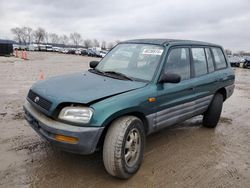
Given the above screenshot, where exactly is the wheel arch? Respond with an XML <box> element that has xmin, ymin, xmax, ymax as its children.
<box><xmin>96</xmin><ymin>111</ymin><xmax>149</xmax><ymax>149</ymax></box>
<box><xmin>217</xmin><ymin>87</ymin><xmax>227</xmax><ymax>101</ymax></box>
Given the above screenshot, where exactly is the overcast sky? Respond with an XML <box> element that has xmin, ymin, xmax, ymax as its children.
<box><xmin>0</xmin><ymin>0</ymin><xmax>250</xmax><ymax>51</ymax></box>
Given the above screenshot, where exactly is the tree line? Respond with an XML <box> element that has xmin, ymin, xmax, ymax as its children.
<box><xmin>11</xmin><ymin>26</ymin><xmax>119</xmax><ymax>49</ymax></box>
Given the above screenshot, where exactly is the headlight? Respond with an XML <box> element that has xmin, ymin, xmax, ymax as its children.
<box><xmin>58</xmin><ymin>107</ymin><xmax>93</xmax><ymax>124</ymax></box>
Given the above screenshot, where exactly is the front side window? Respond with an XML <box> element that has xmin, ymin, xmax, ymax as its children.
<box><xmin>212</xmin><ymin>47</ymin><xmax>227</xmax><ymax>69</ymax></box>
<box><xmin>164</xmin><ymin>48</ymin><xmax>190</xmax><ymax>81</ymax></box>
<box><xmin>96</xmin><ymin>43</ymin><xmax>164</xmax><ymax>81</ymax></box>
<box><xmin>191</xmin><ymin>48</ymin><xmax>208</xmax><ymax>77</ymax></box>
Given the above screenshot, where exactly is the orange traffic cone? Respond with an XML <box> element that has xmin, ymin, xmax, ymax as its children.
<box><xmin>21</xmin><ymin>50</ymin><xmax>24</xmax><ymax>59</ymax></box>
<box><xmin>39</xmin><ymin>70</ymin><xmax>45</xmax><ymax>80</ymax></box>
<box><xmin>23</xmin><ymin>50</ymin><xmax>28</xmax><ymax>60</ymax></box>
<box><xmin>15</xmin><ymin>49</ymin><xmax>18</xmax><ymax>58</ymax></box>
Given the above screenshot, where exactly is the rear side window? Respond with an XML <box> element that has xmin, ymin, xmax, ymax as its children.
<box><xmin>205</xmin><ymin>48</ymin><xmax>214</xmax><ymax>72</ymax></box>
<box><xmin>191</xmin><ymin>48</ymin><xmax>208</xmax><ymax>77</ymax></box>
<box><xmin>164</xmin><ymin>48</ymin><xmax>190</xmax><ymax>80</ymax></box>
<box><xmin>212</xmin><ymin>47</ymin><xmax>227</xmax><ymax>69</ymax></box>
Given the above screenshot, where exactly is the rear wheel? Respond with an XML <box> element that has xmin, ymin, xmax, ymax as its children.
<box><xmin>103</xmin><ymin>116</ymin><xmax>145</xmax><ymax>179</ymax></box>
<box><xmin>203</xmin><ymin>93</ymin><xmax>223</xmax><ymax>128</ymax></box>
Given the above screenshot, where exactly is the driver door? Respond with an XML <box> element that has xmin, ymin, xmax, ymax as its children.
<box><xmin>155</xmin><ymin>47</ymin><xmax>196</xmax><ymax>131</ymax></box>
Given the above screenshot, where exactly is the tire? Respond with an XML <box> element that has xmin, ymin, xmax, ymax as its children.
<box><xmin>203</xmin><ymin>93</ymin><xmax>223</xmax><ymax>128</ymax></box>
<box><xmin>103</xmin><ymin>116</ymin><xmax>145</xmax><ymax>179</ymax></box>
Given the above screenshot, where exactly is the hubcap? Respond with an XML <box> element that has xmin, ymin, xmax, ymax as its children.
<box><xmin>124</xmin><ymin>128</ymin><xmax>141</xmax><ymax>167</ymax></box>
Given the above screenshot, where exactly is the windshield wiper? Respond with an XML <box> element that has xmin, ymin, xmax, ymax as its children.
<box><xmin>89</xmin><ymin>69</ymin><xmax>105</xmax><ymax>75</ymax></box>
<box><xmin>89</xmin><ymin>69</ymin><xmax>133</xmax><ymax>81</ymax></box>
<box><xmin>104</xmin><ymin>71</ymin><xmax>133</xmax><ymax>81</ymax></box>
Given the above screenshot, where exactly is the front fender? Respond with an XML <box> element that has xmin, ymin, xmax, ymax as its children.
<box><xmin>89</xmin><ymin>85</ymin><xmax>157</xmax><ymax>128</ymax></box>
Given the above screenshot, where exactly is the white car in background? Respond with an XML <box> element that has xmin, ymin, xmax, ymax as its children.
<box><xmin>100</xmin><ymin>50</ymin><xmax>108</xmax><ymax>58</ymax></box>
<box><xmin>46</xmin><ymin>45</ymin><xmax>53</xmax><ymax>52</ymax></box>
<box><xmin>75</xmin><ymin>49</ymin><xmax>82</xmax><ymax>55</ymax></box>
<box><xmin>62</xmin><ymin>48</ymin><xmax>69</xmax><ymax>54</ymax></box>
<box><xmin>52</xmin><ymin>47</ymin><xmax>62</xmax><ymax>52</ymax></box>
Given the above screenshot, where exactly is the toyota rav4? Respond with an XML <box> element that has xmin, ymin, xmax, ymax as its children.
<box><xmin>24</xmin><ymin>39</ymin><xmax>235</xmax><ymax>179</ymax></box>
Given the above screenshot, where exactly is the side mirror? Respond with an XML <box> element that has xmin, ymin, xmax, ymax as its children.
<box><xmin>159</xmin><ymin>73</ymin><xmax>181</xmax><ymax>84</ymax></box>
<box><xmin>89</xmin><ymin>61</ymin><xmax>99</xmax><ymax>68</ymax></box>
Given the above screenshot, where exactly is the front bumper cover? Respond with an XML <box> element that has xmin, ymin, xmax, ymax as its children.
<box><xmin>23</xmin><ymin>101</ymin><xmax>104</xmax><ymax>155</ymax></box>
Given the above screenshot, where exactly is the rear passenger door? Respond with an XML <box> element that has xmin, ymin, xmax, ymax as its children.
<box><xmin>191</xmin><ymin>46</ymin><xmax>229</xmax><ymax>100</ymax></box>
<box><xmin>190</xmin><ymin>47</ymin><xmax>217</xmax><ymax>100</ymax></box>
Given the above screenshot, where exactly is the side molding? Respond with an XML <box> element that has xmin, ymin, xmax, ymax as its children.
<box><xmin>146</xmin><ymin>95</ymin><xmax>213</xmax><ymax>134</ymax></box>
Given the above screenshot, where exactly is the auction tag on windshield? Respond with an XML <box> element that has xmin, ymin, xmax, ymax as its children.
<box><xmin>142</xmin><ymin>49</ymin><xmax>163</xmax><ymax>55</ymax></box>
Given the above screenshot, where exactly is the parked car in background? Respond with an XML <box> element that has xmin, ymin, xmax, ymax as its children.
<box><xmin>58</xmin><ymin>48</ymin><xmax>65</xmax><ymax>53</ymax></box>
<box><xmin>228</xmin><ymin>56</ymin><xmax>241</xmax><ymax>67</ymax></box>
<box><xmin>62</xmin><ymin>48</ymin><xmax>69</xmax><ymax>54</ymax></box>
<box><xmin>91</xmin><ymin>47</ymin><xmax>101</xmax><ymax>52</ymax></box>
<box><xmin>75</xmin><ymin>49</ymin><xmax>82</xmax><ymax>55</ymax></box>
<box><xmin>38</xmin><ymin>44</ymin><xmax>46</xmax><ymax>51</ymax></box>
<box><xmin>94</xmin><ymin>50</ymin><xmax>101</xmax><ymax>57</ymax></box>
<box><xmin>28</xmin><ymin>44</ymin><xmax>39</xmax><ymax>51</ymax></box>
<box><xmin>46</xmin><ymin>45</ymin><xmax>53</xmax><ymax>52</ymax></box>
<box><xmin>100</xmin><ymin>50</ymin><xmax>108</xmax><ymax>58</ymax></box>
<box><xmin>24</xmin><ymin>39</ymin><xmax>235</xmax><ymax>179</ymax></box>
<box><xmin>87</xmin><ymin>49</ymin><xmax>97</xmax><ymax>57</ymax></box>
<box><xmin>67</xmin><ymin>49</ymin><xmax>76</xmax><ymax>54</ymax></box>
<box><xmin>243</xmin><ymin>57</ymin><xmax>250</xmax><ymax>68</ymax></box>
<box><xmin>52</xmin><ymin>46</ymin><xmax>62</xmax><ymax>52</ymax></box>
<box><xmin>81</xmin><ymin>49</ymin><xmax>88</xmax><ymax>56</ymax></box>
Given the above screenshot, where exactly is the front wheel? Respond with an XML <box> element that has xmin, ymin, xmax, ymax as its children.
<box><xmin>103</xmin><ymin>116</ymin><xmax>145</xmax><ymax>179</ymax></box>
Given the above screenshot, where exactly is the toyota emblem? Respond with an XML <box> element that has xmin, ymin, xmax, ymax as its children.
<box><xmin>34</xmin><ymin>96</ymin><xmax>40</xmax><ymax>103</ymax></box>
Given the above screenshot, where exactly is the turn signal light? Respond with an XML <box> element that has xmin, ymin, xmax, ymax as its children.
<box><xmin>148</xmin><ymin>97</ymin><xmax>156</xmax><ymax>102</ymax></box>
<box><xmin>55</xmin><ymin>134</ymin><xmax>79</xmax><ymax>144</ymax></box>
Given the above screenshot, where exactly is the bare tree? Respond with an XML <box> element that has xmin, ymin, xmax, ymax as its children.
<box><xmin>11</xmin><ymin>27</ymin><xmax>22</xmax><ymax>44</ymax></box>
<box><xmin>107</xmin><ymin>42</ymin><xmax>114</xmax><ymax>49</ymax></box>
<box><xmin>33</xmin><ymin>27</ymin><xmax>46</xmax><ymax>44</ymax></box>
<box><xmin>20</xmin><ymin>29</ymin><xmax>27</xmax><ymax>44</ymax></box>
<box><xmin>44</xmin><ymin>32</ymin><xmax>49</xmax><ymax>44</ymax></box>
<box><xmin>50</xmin><ymin>33</ymin><xmax>60</xmax><ymax>44</ymax></box>
<box><xmin>70</xmin><ymin>32</ymin><xmax>82</xmax><ymax>47</ymax></box>
<box><xmin>101</xmin><ymin>40</ymin><xmax>107</xmax><ymax>50</ymax></box>
<box><xmin>84</xmin><ymin>39</ymin><xmax>93</xmax><ymax>48</ymax></box>
<box><xmin>93</xmin><ymin>39</ymin><xmax>100</xmax><ymax>47</ymax></box>
<box><xmin>26</xmin><ymin>27</ymin><xmax>33</xmax><ymax>44</ymax></box>
<box><xmin>60</xmin><ymin>35</ymin><xmax>69</xmax><ymax>46</ymax></box>
<box><xmin>11</xmin><ymin>26</ymin><xmax>33</xmax><ymax>44</ymax></box>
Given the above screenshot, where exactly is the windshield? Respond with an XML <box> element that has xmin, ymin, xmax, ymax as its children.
<box><xmin>96</xmin><ymin>43</ymin><xmax>164</xmax><ymax>81</ymax></box>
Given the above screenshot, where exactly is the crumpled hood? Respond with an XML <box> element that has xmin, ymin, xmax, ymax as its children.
<box><xmin>31</xmin><ymin>71</ymin><xmax>147</xmax><ymax>107</ymax></box>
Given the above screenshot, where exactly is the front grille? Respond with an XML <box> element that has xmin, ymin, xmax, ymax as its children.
<box><xmin>28</xmin><ymin>90</ymin><xmax>52</xmax><ymax>111</ymax></box>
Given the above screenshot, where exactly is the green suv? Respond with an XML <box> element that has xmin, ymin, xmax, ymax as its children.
<box><xmin>24</xmin><ymin>39</ymin><xmax>235</xmax><ymax>179</ymax></box>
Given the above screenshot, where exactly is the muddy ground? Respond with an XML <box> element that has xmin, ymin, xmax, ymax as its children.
<box><xmin>0</xmin><ymin>52</ymin><xmax>250</xmax><ymax>188</ymax></box>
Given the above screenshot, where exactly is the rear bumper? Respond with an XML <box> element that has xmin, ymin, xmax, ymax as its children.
<box><xmin>23</xmin><ymin>101</ymin><xmax>104</xmax><ymax>154</ymax></box>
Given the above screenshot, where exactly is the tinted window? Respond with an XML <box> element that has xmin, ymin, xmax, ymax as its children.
<box><xmin>191</xmin><ymin>48</ymin><xmax>208</xmax><ymax>76</ymax></box>
<box><xmin>212</xmin><ymin>47</ymin><xmax>227</xmax><ymax>69</ymax></box>
<box><xmin>205</xmin><ymin>48</ymin><xmax>214</xmax><ymax>72</ymax></box>
<box><xmin>164</xmin><ymin>48</ymin><xmax>190</xmax><ymax>80</ymax></box>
